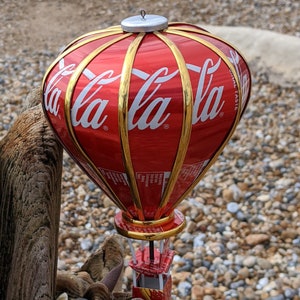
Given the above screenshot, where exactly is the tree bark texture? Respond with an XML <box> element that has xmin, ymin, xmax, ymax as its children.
<box><xmin>0</xmin><ymin>88</ymin><xmax>63</xmax><ymax>299</ymax></box>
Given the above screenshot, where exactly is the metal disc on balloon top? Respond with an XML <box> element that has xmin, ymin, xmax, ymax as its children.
<box><xmin>121</xmin><ymin>10</ymin><xmax>168</xmax><ymax>32</ymax></box>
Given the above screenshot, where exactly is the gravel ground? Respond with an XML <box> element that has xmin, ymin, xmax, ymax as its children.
<box><xmin>1</xmin><ymin>1</ymin><xmax>299</xmax><ymax>299</ymax></box>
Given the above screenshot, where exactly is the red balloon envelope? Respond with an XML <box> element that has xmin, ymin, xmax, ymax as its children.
<box><xmin>42</xmin><ymin>15</ymin><xmax>251</xmax><ymax>240</ymax></box>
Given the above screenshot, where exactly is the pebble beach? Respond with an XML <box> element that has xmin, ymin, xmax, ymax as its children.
<box><xmin>0</xmin><ymin>1</ymin><xmax>299</xmax><ymax>299</ymax></box>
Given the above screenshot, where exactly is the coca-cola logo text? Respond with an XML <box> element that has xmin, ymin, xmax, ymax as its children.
<box><xmin>44</xmin><ymin>57</ymin><xmax>232</xmax><ymax>130</ymax></box>
<box><xmin>44</xmin><ymin>61</ymin><xmax>76</xmax><ymax>116</ymax></box>
<box><xmin>228</xmin><ymin>50</ymin><xmax>250</xmax><ymax>108</ymax></box>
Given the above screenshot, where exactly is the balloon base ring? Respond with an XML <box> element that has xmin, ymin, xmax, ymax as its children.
<box><xmin>114</xmin><ymin>209</ymin><xmax>186</xmax><ymax>241</ymax></box>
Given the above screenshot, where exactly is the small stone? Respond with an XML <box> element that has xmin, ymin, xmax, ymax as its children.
<box><xmin>276</xmin><ymin>178</ymin><xmax>294</xmax><ymax>187</ymax></box>
<box><xmin>257</xmin><ymin>194</ymin><xmax>271</xmax><ymax>202</ymax></box>
<box><xmin>230</xmin><ymin>279</ymin><xmax>245</xmax><ymax>289</ymax></box>
<box><xmin>193</xmin><ymin>258</ymin><xmax>202</xmax><ymax>268</ymax></box>
<box><xmin>227</xmin><ymin>202</ymin><xmax>240</xmax><ymax>214</ymax></box>
<box><xmin>202</xmin><ymin>259</ymin><xmax>212</xmax><ymax>269</ymax></box>
<box><xmin>204</xmin><ymin>270</ymin><xmax>214</xmax><ymax>282</ymax></box>
<box><xmin>102</xmin><ymin>196</ymin><xmax>114</xmax><ymax>208</ymax></box>
<box><xmin>176</xmin><ymin>260</ymin><xmax>193</xmax><ymax>272</ymax></box>
<box><xmin>193</xmin><ymin>233</ymin><xmax>206</xmax><ymax>249</ymax></box>
<box><xmin>287</xmin><ymin>204</ymin><xmax>296</xmax><ymax>212</ymax></box>
<box><xmin>203</xmin><ymin>287</ymin><xmax>215</xmax><ymax>295</ymax></box>
<box><xmin>87</xmin><ymin>181</ymin><xmax>97</xmax><ymax>191</ymax></box>
<box><xmin>186</xmin><ymin>220</ymin><xmax>197</xmax><ymax>233</ymax></box>
<box><xmin>173</xmin><ymin>254</ymin><xmax>186</xmax><ymax>265</ymax></box>
<box><xmin>244</xmin><ymin>287</ymin><xmax>255</xmax><ymax>299</ymax></box>
<box><xmin>243</xmin><ymin>256</ymin><xmax>257</xmax><ymax>268</ymax></box>
<box><xmin>226</xmin><ymin>241</ymin><xmax>239</xmax><ymax>251</ymax></box>
<box><xmin>260</xmin><ymin>291</ymin><xmax>270</xmax><ymax>299</ymax></box>
<box><xmin>191</xmin><ymin>285</ymin><xmax>204</xmax><ymax>299</ymax></box>
<box><xmin>207</xmin><ymin>242</ymin><xmax>225</xmax><ymax>256</ymax></box>
<box><xmin>64</xmin><ymin>238</ymin><xmax>74</xmax><ymax>249</ymax></box>
<box><xmin>76</xmin><ymin>185</ymin><xmax>86</xmax><ymax>200</ymax></box>
<box><xmin>124</xmin><ymin>266</ymin><xmax>132</xmax><ymax>281</ymax></box>
<box><xmin>181</xmin><ymin>232</ymin><xmax>193</xmax><ymax>243</ymax></box>
<box><xmin>173</xmin><ymin>271</ymin><xmax>192</xmax><ymax>283</ymax></box>
<box><xmin>255</xmin><ymin>130</ymin><xmax>263</xmax><ymax>139</ymax></box>
<box><xmin>281</xmin><ymin>229</ymin><xmax>298</xmax><ymax>240</ymax></box>
<box><xmin>267</xmin><ymin>294</ymin><xmax>284</xmax><ymax>300</ymax></box>
<box><xmin>256</xmin><ymin>277</ymin><xmax>269</xmax><ymax>289</ymax></box>
<box><xmin>223</xmin><ymin>270</ymin><xmax>234</xmax><ymax>286</ymax></box>
<box><xmin>284</xmin><ymin>288</ymin><xmax>297</xmax><ymax>298</ymax></box>
<box><xmin>174</xmin><ymin>241</ymin><xmax>193</xmax><ymax>255</ymax></box>
<box><xmin>246</xmin><ymin>234</ymin><xmax>270</xmax><ymax>246</ymax></box>
<box><xmin>257</xmin><ymin>258</ymin><xmax>272</xmax><ymax>269</ymax></box>
<box><xmin>235</xmin><ymin>255</ymin><xmax>245</xmax><ymax>266</ymax></box>
<box><xmin>57</xmin><ymin>259</ymin><xmax>67</xmax><ymax>271</ymax></box>
<box><xmin>230</xmin><ymin>184</ymin><xmax>243</xmax><ymax>201</ymax></box>
<box><xmin>263</xmin><ymin>280</ymin><xmax>277</xmax><ymax>292</ymax></box>
<box><xmin>293</xmin><ymin>237</ymin><xmax>300</xmax><ymax>246</ymax></box>
<box><xmin>225</xmin><ymin>289</ymin><xmax>239</xmax><ymax>298</ymax></box>
<box><xmin>292</xmin><ymin>277</ymin><xmax>300</xmax><ymax>289</ymax></box>
<box><xmin>238</xmin><ymin>267</ymin><xmax>250</xmax><ymax>279</ymax></box>
<box><xmin>236</xmin><ymin>211</ymin><xmax>248</xmax><ymax>221</ymax></box>
<box><xmin>184</xmin><ymin>253</ymin><xmax>194</xmax><ymax>263</ymax></box>
<box><xmin>269</xmin><ymin>158</ymin><xmax>284</xmax><ymax>169</ymax></box>
<box><xmin>56</xmin><ymin>293</ymin><xmax>68</xmax><ymax>300</ymax></box>
<box><xmin>222</xmin><ymin>188</ymin><xmax>234</xmax><ymax>201</ymax></box>
<box><xmin>178</xmin><ymin>281</ymin><xmax>192</xmax><ymax>297</ymax></box>
<box><xmin>216</xmin><ymin>222</ymin><xmax>226</xmax><ymax>233</ymax></box>
<box><xmin>80</xmin><ymin>238</ymin><xmax>93</xmax><ymax>251</ymax></box>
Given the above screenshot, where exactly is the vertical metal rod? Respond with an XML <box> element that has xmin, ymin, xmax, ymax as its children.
<box><xmin>128</xmin><ymin>239</ymin><xmax>137</xmax><ymax>264</ymax></box>
<box><xmin>132</xmin><ymin>270</ymin><xmax>137</xmax><ymax>287</ymax></box>
<box><xmin>149</xmin><ymin>240</ymin><xmax>154</xmax><ymax>262</ymax></box>
<box><xmin>141</xmin><ymin>240</ymin><xmax>145</xmax><ymax>262</ymax></box>
<box><xmin>159</xmin><ymin>274</ymin><xmax>164</xmax><ymax>290</ymax></box>
<box><xmin>141</xmin><ymin>274</ymin><xmax>145</xmax><ymax>287</ymax></box>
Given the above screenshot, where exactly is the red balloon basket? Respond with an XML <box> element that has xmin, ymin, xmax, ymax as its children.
<box><xmin>42</xmin><ymin>11</ymin><xmax>251</xmax><ymax>299</ymax></box>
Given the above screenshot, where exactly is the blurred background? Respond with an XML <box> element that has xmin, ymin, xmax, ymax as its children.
<box><xmin>1</xmin><ymin>1</ymin><xmax>299</xmax><ymax>299</ymax></box>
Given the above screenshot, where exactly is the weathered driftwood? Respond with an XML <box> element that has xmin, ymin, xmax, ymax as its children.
<box><xmin>0</xmin><ymin>87</ymin><xmax>130</xmax><ymax>300</ymax></box>
<box><xmin>56</xmin><ymin>235</ymin><xmax>131</xmax><ymax>300</ymax></box>
<box><xmin>0</xmin><ymin>87</ymin><xmax>63</xmax><ymax>299</ymax></box>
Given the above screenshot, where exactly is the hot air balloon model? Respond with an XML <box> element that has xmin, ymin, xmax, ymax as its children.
<box><xmin>42</xmin><ymin>11</ymin><xmax>251</xmax><ymax>299</ymax></box>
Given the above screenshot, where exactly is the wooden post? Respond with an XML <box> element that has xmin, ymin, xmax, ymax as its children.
<box><xmin>0</xmin><ymin>88</ymin><xmax>63</xmax><ymax>299</ymax></box>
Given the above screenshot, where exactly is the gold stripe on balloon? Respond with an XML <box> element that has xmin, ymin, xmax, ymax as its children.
<box><xmin>60</xmin><ymin>26</ymin><xmax>123</xmax><ymax>53</ymax></box>
<box><xmin>153</xmin><ymin>31</ymin><xmax>194</xmax><ymax>220</ymax></box>
<box><xmin>168</xmin><ymin>24</ymin><xmax>252</xmax><ymax>111</ymax></box>
<box><xmin>64</xmin><ymin>33</ymin><xmax>133</xmax><ymax>215</ymax></box>
<box><xmin>164</xmin><ymin>28</ymin><xmax>242</xmax><ymax>213</ymax></box>
<box><xmin>122</xmin><ymin>211</ymin><xmax>174</xmax><ymax>226</ymax></box>
<box><xmin>115</xmin><ymin>217</ymin><xmax>186</xmax><ymax>241</ymax></box>
<box><xmin>141</xmin><ymin>289</ymin><xmax>151</xmax><ymax>300</ymax></box>
<box><xmin>115</xmin><ymin>220</ymin><xmax>186</xmax><ymax>241</ymax></box>
<box><xmin>168</xmin><ymin>22</ymin><xmax>210</xmax><ymax>34</ymax></box>
<box><xmin>168</xmin><ymin>24</ymin><xmax>252</xmax><ymax>115</ymax></box>
<box><xmin>118</xmin><ymin>32</ymin><xmax>146</xmax><ymax>221</ymax></box>
<box><xmin>168</xmin><ymin>23</ymin><xmax>251</xmax><ymax>75</ymax></box>
<box><xmin>42</xmin><ymin>28</ymin><xmax>124</xmax><ymax>88</ymax></box>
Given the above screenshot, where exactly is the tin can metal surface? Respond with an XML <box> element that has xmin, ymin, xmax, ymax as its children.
<box><xmin>42</xmin><ymin>19</ymin><xmax>251</xmax><ymax>232</ymax></box>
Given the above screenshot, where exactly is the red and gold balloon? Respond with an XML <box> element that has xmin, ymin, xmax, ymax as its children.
<box><xmin>42</xmin><ymin>12</ymin><xmax>251</xmax><ymax>299</ymax></box>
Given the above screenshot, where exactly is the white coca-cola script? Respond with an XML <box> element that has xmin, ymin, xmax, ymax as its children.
<box><xmin>44</xmin><ymin>57</ymin><xmax>233</xmax><ymax>131</ymax></box>
<box><xmin>44</xmin><ymin>61</ymin><xmax>76</xmax><ymax>116</ymax></box>
<box><xmin>228</xmin><ymin>50</ymin><xmax>250</xmax><ymax>108</ymax></box>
